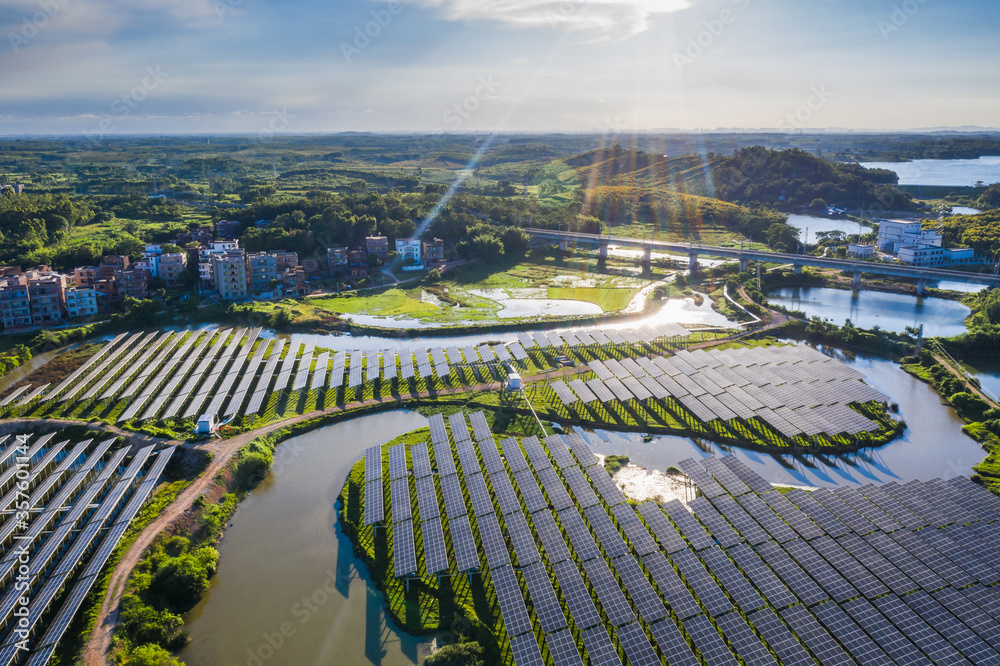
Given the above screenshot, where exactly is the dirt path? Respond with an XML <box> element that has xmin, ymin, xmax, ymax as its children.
<box><xmin>932</xmin><ymin>353</ymin><xmax>1000</xmax><ymax>410</ymax></box>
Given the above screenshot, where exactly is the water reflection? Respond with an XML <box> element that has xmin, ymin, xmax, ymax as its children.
<box><xmin>572</xmin><ymin>347</ymin><xmax>984</xmax><ymax>490</ymax></box>
<box><xmin>766</xmin><ymin>286</ymin><xmax>970</xmax><ymax>337</ymax></box>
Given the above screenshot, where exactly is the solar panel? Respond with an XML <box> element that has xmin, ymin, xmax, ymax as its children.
<box><xmin>393</xmin><ymin>519</ymin><xmax>417</xmax><ymax>577</ymax></box>
<box><xmin>812</xmin><ymin>600</ymin><xmax>893</xmax><ymax>664</ymax></box>
<box><xmin>647</xmin><ymin>619</ymin><xmax>700</xmax><ymax>666</ymax></box>
<box><xmin>779</xmin><ymin>604</ymin><xmax>853</xmax><ymax>666</ymax></box>
<box><xmin>536</xmin><ymin>466</ymin><xmax>574</xmax><ymax>511</ymax></box>
<box><xmin>549</xmin><ymin>560</ymin><xmax>602</xmax><ymax>632</ymax></box>
<box><xmin>388</xmin><ymin>443</ymin><xmax>408</xmax><ymax>480</ymax></box>
<box><xmin>448</xmin><ymin>412</ymin><xmax>472</xmax><ymax>442</ymax></box>
<box><xmin>585</xmin><ymin>379</ymin><xmax>616</xmax><ymax>404</ymax></box>
<box><xmin>521</xmin><ymin>561</ymin><xmax>567</xmax><ymax>633</ymax></box>
<box><xmin>585</xmin><ymin>464</ymin><xmax>626</xmax><ymax>506</ymax></box>
<box><xmin>490</xmin><ymin>470</ymin><xmax>521</xmax><ymax>516</ymax></box>
<box><xmin>544</xmin><ymin>434</ymin><xmax>577</xmax><ymax>469</ymax></box>
<box><xmin>558</xmin><ymin>507</ymin><xmax>602</xmax><ymax>562</ymax></box>
<box><xmin>714</xmin><ymin>610</ymin><xmax>777</xmax><ymax>666</ymax></box>
<box><xmin>499</xmin><ymin>437</ymin><xmax>529</xmax><ymax>472</ymax></box>
<box><xmin>612</xmin><ymin>554</ymin><xmax>667</xmax><ymax>622</ymax></box>
<box><xmin>585</xmin><ymin>504</ymin><xmax>630</xmax><ymax>558</ymax></box>
<box><xmin>532</xmin><ymin>510</ymin><xmax>571</xmax><ymax>564</ymax></box>
<box><xmin>616</xmin><ymin>621</ymin><xmax>661</xmax><ymax>666</ymax></box>
<box><xmin>906</xmin><ymin>590</ymin><xmax>1000</xmax><ymax>664</ymax></box>
<box><xmin>786</xmin><ymin>489</ymin><xmax>849</xmax><ymax>538</ymax></box>
<box><xmin>811</xmin><ymin>488</ymin><xmax>875</xmax><ymax>536</ymax></box>
<box><xmin>390</xmin><ymin>478</ymin><xmax>412</xmax><ymax>523</ymax></box>
<box><xmin>670</xmin><ymin>548</ymin><xmax>732</xmax><ymax>617</ymax></box>
<box><xmin>682</xmin><ymin>614</ymin><xmax>740</xmax><ymax>666</ymax></box>
<box><xmin>754</xmin><ymin>540</ymin><xmax>829</xmax><ymax>608</ymax></box>
<box><xmin>726</xmin><ymin>543</ymin><xmax>797</xmax><ymax>610</ymax></box>
<box><xmin>760</xmin><ymin>491</ymin><xmax>824</xmax><ymax>541</ymax></box>
<box><xmin>505</xmin><ymin>510</ymin><xmax>541</xmax><ymax>566</ymax></box>
<box><xmin>381</xmin><ymin>349</ymin><xmax>396</xmax><ymax>381</ymax></box>
<box><xmin>663</xmin><ymin>499</ymin><xmax>715</xmax><ymax>551</ymax></box>
<box><xmin>465</xmin><ymin>472</ymin><xmax>493</xmax><ymax>516</ymax></box>
<box><xmin>415</xmin><ymin>475</ymin><xmax>440</xmax><ymax>520</ymax></box>
<box><xmin>491</xmin><ymin>565</ymin><xmax>532</xmax><ymax>638</ymax></box>
<box><xmin>611</xmin><ymin>503</ymin><xmax>659</xmax><ymax>556</ymax></box>
<box><xmin>836</xmin><ymin>532</ymin><xmax>916</xmax><ymax>595</ymax></box>
<box><xmin>520</xmin><ymin>435</ymin><xmax>552</xmax><ymax>470</ymax></box>
<box><xmin>690</xmin><ymin>497</ymin><xmax>743</xmax><ymax>549</ymax></box>
<box><xmin>410</xmin><ymin>443</ymin><xmax>433</xmax><ymax>479</ymax></box>
<box><xmin>478</xmin><ymin>511</ymin><xmax>511</xmax><ymax>568</ymax></box>
<box><xmin>422</xmin><ymin>517</ymin><xmax>449</xmax><ymax>574</ymax></box>
<box><xmin>675</xmin><ymin>458</ymin><xmax>725</xmax><ymax>498</ymax></box>
<box><xmin>512</xmin><ymin>469</ymin><xmax>548</xmax><ymax>514</ymax></box>
<box><xmin>700</xmin><ymin>546</ymin><xmax>765</xmax><ymax>612</ymax></box>
<box><xmin>580</xmin><ymin>625</ymin><xmax>624</xmax><ymax>666</ymax></box>
<box><xmin>546</xmin><ymin>629</ymin><xmax>584</xmax><ymax>666</ymax></box>
<box><xmin>702</xmin><ymin>457</ymin><xmax>751</xmax><ymax>496</ymax></box>
<box><xmin>932</xmin><ymin>586</ymin><xmax>1000</xmax><ymax>653</ymax></box>
<box><xmin>736</xmin><ymin>493</ymin><xmax>797</xmax><ymax>544</ymax></box>
<box><xmin>564</xmin><ymin>432</ymin><xmax>598</xmax><ymax>467</ymax></box>
<box><xmin>637</xmin><ymin>502</ymin><xmax>688</xmax><ymax>554</ymax></box>
<box><xmin>433</xmin><ymin>438</ymin><xmax>458</xmax><ymax>479</ymax></box>
<box><xmin>743</xmin><ymin>609</ymin><xmax>814</xmax><ymax>666</ymax></box>
<box><xmin>863</xmin><ymin>530</ymin><xmax>947</xmax><ymax>592</ymax></box>
<box><xmin>455</xmin><ymin>439</ymin><xmax>481</xmax><ymax>476</ymax></box>
<box><xmin>561</xmin><ymin>466</ymin><xmax>599</xmax><ymax>509</ymax></box>
<box><xmin>581</xmin><ymin>556</ymin><xmax>635</xmax><ymax>626</ymax></box>
<box><xmin>508</xmin><ymin>342</ymin><xmax>528</xmax><ymax>361</ymax></box>
<box><xmin>782</xmin><ymin>538</ymin><xmax>858</xmax><ymax>603</ymax></box>
<box><xmin>440</xmin><ymin>473</ymin><xmax>467</xmax><ymax>518</ymax></box>
<box><xmin>889</xmin><ymin>529</ymin><xmax>975</xmax><ymax>589</ymax></box>
<box><xmin>450</xmin><ymin>515</ymin><xmax>481</xmax><ymax>571</ymax></box>
<box><xmin>640</xmin><ymin>552</ymin><xmax>702</xmax><ymax>620</ymax></box>
<box><xmin>364</xmin><ymin>480</ymin><xmax>384</xmax><ymax>525</ymax></box>
<box><xmin>872</xmin><ymin>594</ymin><xmax>969</xmax><ymax>665</ymax></box>
<box><xmin>840</xmin><ymin>597</ymin><xmax>932</xmax><ymax>665</ymax></box>
<box><xmin>365</xmin><ymin>445</ymin><xmax>383</xmax><ymax>481</ymax></box>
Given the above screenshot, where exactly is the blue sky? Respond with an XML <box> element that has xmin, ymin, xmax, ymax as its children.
<box><xmin>1</xmin><ymin>0</ymin><xmax>998</xmax><ymax>134</ymax></box>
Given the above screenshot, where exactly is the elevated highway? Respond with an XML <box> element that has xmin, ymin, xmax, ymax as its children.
<box><xmin>525</xmin><ymin>229</ymin><xmax>1000</xmax><ymax>294</ymax></box>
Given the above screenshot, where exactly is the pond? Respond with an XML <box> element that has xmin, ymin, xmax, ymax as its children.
<box><xmin>859</xmin><ymin>156</ymin><xmax>1000</xmax><ymax>187</ymax></box>
<box><xmin>786</xmin><ymin>214</ymin><xmax>870</xmax><ymax>246</ymax></box>
<box><xmin>180</xmin><ymin>410</ymin><xmax>432</xmax><ymax>666</ymax></box>
<box><xmin>765</xmin><ymin>285</ymin><xmax>971</xmax><ymax>337</ymax></box>
<box><xmin>572</xmin><ymin>346</ymin><xmax>985</xmax><ymax>490</ymax></box>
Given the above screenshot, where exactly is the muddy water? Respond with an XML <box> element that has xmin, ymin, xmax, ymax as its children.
<box><xmin>180</xmin><ymin>410</ymin><xmax>430</xmax><ymax>666</ymax></box>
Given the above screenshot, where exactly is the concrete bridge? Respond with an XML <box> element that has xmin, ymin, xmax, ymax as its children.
<box><xmin>525</xmin><ymin>229</ymin><xmax>1000</xmax><ymax>295</ymax></box>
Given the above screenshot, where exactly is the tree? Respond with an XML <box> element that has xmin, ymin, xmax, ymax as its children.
<box><xmin>124</xmin><ymin>645</ymin><xmax>182</xmax><ymax>666</ymax></box>
<box><xmin>765</xmin><ymin>223</ymin><xmax>799</xmax><ymax>252</ymax></box>
<box><xmin>425</xmin><ymin>642</ymin><xmax>484</xmax><ymax>666</ymax></box>
<box><xmin>978</xmin><ymin>184</ymin><xmax>1000</xmax><ymax>209</ymax></box>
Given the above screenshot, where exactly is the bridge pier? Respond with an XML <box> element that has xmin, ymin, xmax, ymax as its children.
<box><xmin>794</xmin><ymin>263</ymin><xmax>803</xmax><ymax>276</ymax></box>
<box><xmin>598</xmin><ymin>241</ymin><xmax>608</xmax><ymax>262</ymax></box>
<box><xmin>917</xmin><ymin>279</ymin><xmax>928</xmax><ymax>297</ymax></box>
<box><xmin>559</xmin><ymin>239</ymin><xmax>569</xmax><ymax>251</ymax></box>
<box><xmin>739</xmin><ymin>257</ymin><xmax>748</xmax><ymax>273</ymax></box>
<box><xmin>642</xmin><ymin>247</ymin><xmax>652</xmax><ymax>272</ymax></box>
<box><xmin>689</xmin><ymin>252</ymin><xmax>698</xmax><ymax>273</ymax></box>
<box><xmin>852</xmin><ymin>271</ymin><xmax>862</xmax><ymax>290</ymax></box>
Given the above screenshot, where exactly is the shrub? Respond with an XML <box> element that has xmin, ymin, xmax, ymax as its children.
<box><xmin>604</xmin><ymin>454</ymin><xmax>630</xmax><ymax>475</ymax></box>
<box><xmin>123</xmin><ymin>644</ymin><xmax>183</xmax><ymax>666</ymax></box>
<box><xmin>425</xmin><ymin>641</ymin><xmax>484</xmax><ymax>666</ymax></box>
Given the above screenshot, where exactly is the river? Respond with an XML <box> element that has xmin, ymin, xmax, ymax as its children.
<box><xmin>180</xmin><ymin>410</ymin><xmax>432</xmax><ymax>666</ymax></box>
<box><xmin>766</xmin><ymin>285</ymin><xmax>971</xmax><ymax>337</ymax></box>
<box><xmin>859</xmin><ymin>156</ymin><xmax>1000</xmax><ymax>187</ymax></box>
<box><xmin>786</xmin><ymin>214</ymin><xmax>870</xmax><ymax>245</ymax></box>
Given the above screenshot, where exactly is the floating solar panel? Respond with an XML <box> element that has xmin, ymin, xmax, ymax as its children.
<box><xmin>779</xmin><ymin>604</ymin><xmax>853</xmax><ymax>666</ymax></box>
<box><xmin>451</xmin><ymin>515</ymin><xmax>481</xmax><ymax>571</ymax></box>
<box><xmin>558</xmin><ymin>507</ymin><xmax>602</xmax><ymax>562</ymax></box>
<box><xmin>670</xmin><ymin>548</ymin><xmax>733</xmax><ymax>617</ymax></box>
<box><xmin>521</xmin><ymin>561</ymin><xmax>566</xmax><ymax>633</ymax></box>
<box><xmin>393</xmin><ymin>519</ymin><xmax>417</xmax><ymax>577</ymax></box>
<box><xmin>506</xmin><ymin>471</ymin><xmax>544</xmax><ymax>517</ymax></box>
<box><xmin>478</xmin><ymin>511</ymin><xmax>511</xmax><ymax>568</ymax></box>
<box><xmin>422</xmin><ymin>517</ymin><xmax>449</xmax><ymax>575</ymax></box>
<box><xmin>637</xmin><ymin>502</ymin><xmax>688</xmax><ymax>554</ymax></box>
<box><xmin>491</xmin><ymin>565</ymin><xmax>532</xmax><ymax>638</ymax></box>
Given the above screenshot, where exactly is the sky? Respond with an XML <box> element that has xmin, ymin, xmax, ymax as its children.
<box><xmin>1</xmin><ymin>0</ymin><xmax>999</xmax><ymax>135</ymax></box>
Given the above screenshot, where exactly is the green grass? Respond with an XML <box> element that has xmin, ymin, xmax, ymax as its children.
<box><xmin>547</xmin><ymin>286</ymin><xmax>638</xmax><ymax>312</ymax></box>
<box><xmin>312</xmin><ymin>288</ymin><xmax>439</xmax><ymax>317</ymax></box>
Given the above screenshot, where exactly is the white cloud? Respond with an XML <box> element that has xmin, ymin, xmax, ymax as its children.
<box><xmin>401</xmin><ymin>0</ymin><xmax>691</xmax><ymax>40</ymax></box>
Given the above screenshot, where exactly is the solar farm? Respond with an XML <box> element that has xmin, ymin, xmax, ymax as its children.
<box><xmin>0</xmin><ymin>432</ymin><xmax>172</xmax><ymax>665</ymax></box>
<box><xmin>541</xmin><ymin>344</ymin><xmax>897</xmax><ymax>449</ymax></box>
<box><xmin>350</xmin><ymin>411</ymin><xmax>1000</xmax><ymax>666</ymax></box>
<box><xmin>0</xmin><ymin>322</ymin><xmax>695</xmax><ymax>431</ymax></box>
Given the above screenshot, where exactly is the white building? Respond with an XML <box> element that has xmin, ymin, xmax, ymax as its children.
<box><xmin>199</xmin><ymin>240</ymin><xmax>241</xmax><ymax>282</ymax></box>
<box><xmin>65</xmin><ymin>287</ymin><xmax>99</xmax><ymax>319</ymax></box>
<box><xmin>847</xmin><ymin>243</ymin><xmax>875</xmax><ymax>259</ymax></box>
<box><xmin>395</xmin><ymin>238</ymin><xmax>422</xmax><ymax>266</ymax></box>
<box><xmin>877</xmin><ymin>219</ymin><xmax>943</xmax><ymax>254</ymax></box>
<box><xmin>897</xmin><ymin>245</ymin><xmax>976</xmax><ymax>267</ymax></box>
